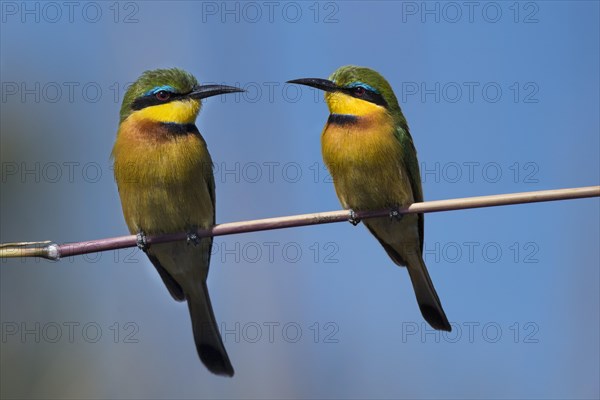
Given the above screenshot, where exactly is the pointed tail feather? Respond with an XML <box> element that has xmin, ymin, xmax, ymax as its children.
<box><xmin>187</xmin><ymin>283</ymin><xmax>234</xmax><ymax>377</ymax></box>
<box><xmin>405</xmin><ymin>252</ymin><xmax>451</xmax><ymax>331</ymax></box>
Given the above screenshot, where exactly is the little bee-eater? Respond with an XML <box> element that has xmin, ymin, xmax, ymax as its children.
<box><xmin>111</xmin><ymin>68</ymin><xmax>243</xmax><ymax>376</ymax></box>
<box><xmin>288</xmin><ymin>66</ymin><xmax>451</xmax><ymax>331</ymax></box>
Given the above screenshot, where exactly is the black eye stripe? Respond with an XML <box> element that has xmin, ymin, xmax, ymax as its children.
<box><xmin>131</xmin><ymin>90</ymin><xmax>187</xmax><ymax>111</ymax></box>
<box><xmin>342</xmin><ymin>86</ymin><xmax>387</xmax><ymax>107</ymax></box>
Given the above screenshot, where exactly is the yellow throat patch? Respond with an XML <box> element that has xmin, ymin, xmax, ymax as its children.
<box><xmin>325</xmin><ymin>91</ymin><xmax>384</xmax><ymax>116</ymax></box>
<box><xmin>131</xmin><ymin>98</ymin><xmax>201</xmax><ymax>124</ymax></box>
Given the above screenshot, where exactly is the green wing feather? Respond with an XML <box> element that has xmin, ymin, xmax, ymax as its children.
<box><xmin>205</xmin><ymin>157</ymin><xmax>216</xmax><ymax>271</ymax></box>
<box><xmin>395</xmin><ymin>124</ymin><xmax>424</xmax><ymax>252</ymax></box>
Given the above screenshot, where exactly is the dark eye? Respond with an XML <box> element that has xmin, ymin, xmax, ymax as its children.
<box><xmin>353</xmin><ymin>86</ymin><xmax>366</xmax><ymax>96</ymax></box>
<box><xmin>155</xmin><ymin>90</ymin><xmax>170</xmax><ymax>101</ymax></box>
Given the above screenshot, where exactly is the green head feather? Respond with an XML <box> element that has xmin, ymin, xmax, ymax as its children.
<box><xmin>329</xmin><ymin>65</ymin><xmax>407</xmax><ymax>126</ymax></box>
<box><xmin>119</xmin><ymin>68</ymin><xmax>198</xmax><ymax>122</ymax></box>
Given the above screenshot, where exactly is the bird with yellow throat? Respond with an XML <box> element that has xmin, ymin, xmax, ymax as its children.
<box><xmin>112</xmin><ymin>68</ymin><xmax>243</xmax><ymax>376</ymax></box>
<box><xmin>288</xmin><ymin>66</ymin><xmax>451</xmax><ymax>331</ymax></box>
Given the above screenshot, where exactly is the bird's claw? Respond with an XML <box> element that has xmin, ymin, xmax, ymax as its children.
<box><xmin>348</xmin><ymin>209</ymin><xmax>361</xmax><ymax>226</ymax></box>
<box><xmin>389</xmin><ymin>207</ymin><xmax>403</xmax><ymax>221</ymax></box>
<box><xmin>187</xmin><ymin>231</ymin><xmax>200</xmax><ymax>246</ymax></box>
<box><xmin>136</xmin><ymin>231</ymin><xmax>149</xmax><ymax>252</ymax></box>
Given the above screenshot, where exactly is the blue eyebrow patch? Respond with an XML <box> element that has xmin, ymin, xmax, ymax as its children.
<box><xmin>144</xmin><ymin>85</ymin><xmax>177</xmax><ymax>96</ymax></box>
<box><xmin>347</xmin><ymin>81</ymin><xmax>380</xmax><ymax>94</ymax></box>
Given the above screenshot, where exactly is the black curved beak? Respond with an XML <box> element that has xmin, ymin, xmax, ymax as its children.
<box><xmin>287</xmin><ymin>78</ymin><xmax>339</xmax><ymax>93</ymax></box>
<box><xmin>189</xmin><ymin>84</ymin><xmax>244</xmax><ymax>99</ymax></box>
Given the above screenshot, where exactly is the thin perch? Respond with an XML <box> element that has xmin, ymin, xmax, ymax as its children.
<box><xmin>1</xmin><ymin>186</ymin><xmax>598</xmax><ymax>261</ymax></box>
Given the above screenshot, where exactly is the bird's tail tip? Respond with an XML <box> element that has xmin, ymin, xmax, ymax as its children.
<box><xmin>187</xmin><ymin>289</ymin><xmax>235</xmax><ymax>377</ymax></box>
<box><xmin>198</xmin><ymin>344</ymin><xmax>235</xmax><ymax>377</ymax></box>
<box><xmin>405</xmin><ymin>252</ymin><xmax>452</xmax><ymax>332</ymax></box>
<box><xmin>419</xmin><ymin>304</ymin><xmax>452</xmax><ymax>332</ymax></box>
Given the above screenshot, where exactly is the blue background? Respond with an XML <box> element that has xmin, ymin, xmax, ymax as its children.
<box><xmin>1</xmin><ymin>1</ymin><xmax>599</xmax><ymax>398</ymax></box>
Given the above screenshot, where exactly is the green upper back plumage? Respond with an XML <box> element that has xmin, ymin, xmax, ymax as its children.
<box><xmin>119</xmin><ymin>68</ymin><xmax>199</xmax><ymax>122</ymax></box>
